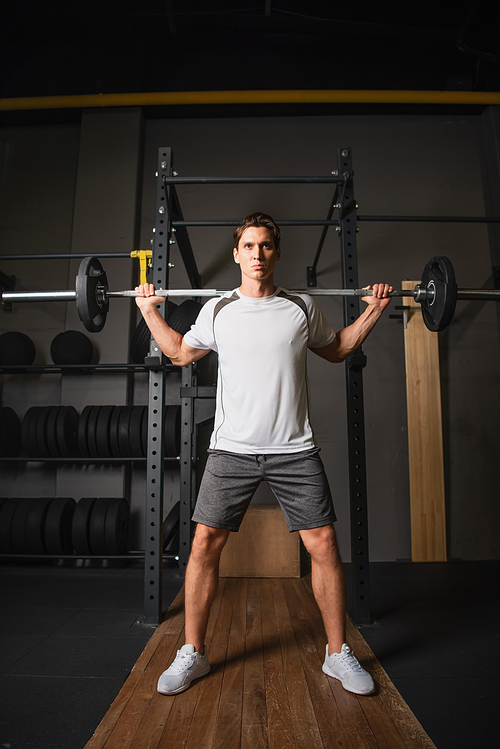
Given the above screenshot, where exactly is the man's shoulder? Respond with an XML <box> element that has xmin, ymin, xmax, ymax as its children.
<box><xmin>277</xmin><ymin>288</ymin><xmax>319</xmax><ymax>317</ymax></box>
<box><xmin>212</xmin><ymin>290</ymin><xmax>241</xmax><ymax>321</ymax></box>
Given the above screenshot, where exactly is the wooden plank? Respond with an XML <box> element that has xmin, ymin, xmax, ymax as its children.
<box><xmin>156</xmin><ymin>673</ymin><xmax>203</xmax><ymax>749</ymax></box>
<box><xmin>402</xmin><ymin>281</ymin><xmax>447</xmax><ymax>562</ymax></box>
<box><xmin>220</xmin><ymin>505</ymin><xmax>301</xmax><ymax>578</ymax></box>
<box><xmin>261</xmin><ymin>578</ymin><xmax>298</xmax><ymax>749</ymax></box>
<box><xmin>211</xmin><ymin>579</ymin><xmax>246</xmax><ymax>749</ymax></box>
<box><xmin>270</xmin><ymin>579</ymin><xmax>324</xmax><ymax>748</ymax></box>
<box><xmin>242</xmin><ymin>578</ymin><xmax>267</xmax><ymax>749</ymax></box>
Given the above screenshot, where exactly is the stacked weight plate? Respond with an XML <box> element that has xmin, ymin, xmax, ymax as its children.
<box><xmin>21</xmin><ymin>406</ymin><xmax>79</xmax><ymax>458</ymax></box>
<box><xmin>0</xmin><ymin>496</ymin><xmax>129</xmax><ymax>556</ymax></box>
<box><xmin>71</xmin><ymin>497</ymin><xmax>129</xmax><ymax>555</ymax></box>
<box><xmin>78</xmin><ymin>404</ymin><xmax>180</xmax><ymax>458</ymax></box>
<box><xmin>0</xmin><ymin>497</ymin><xmax>75</xmax><ymax>554</ymax></box>
<box><xmin>17</xmin><ymin>404</ymin><xmax>181</xmax><ymax>458</ymax></box>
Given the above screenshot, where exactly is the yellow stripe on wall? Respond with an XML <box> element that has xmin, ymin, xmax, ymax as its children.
<box><xmin>1</xmin><ymin>89</ymin><xmax>500</xmax><ymax>112</ymax></box>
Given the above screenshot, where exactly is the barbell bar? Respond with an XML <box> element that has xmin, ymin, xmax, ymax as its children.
<box><xmin>1</xmin><ymin>255</ymin><xmax>500</xmax><ymax>334</ymax></box>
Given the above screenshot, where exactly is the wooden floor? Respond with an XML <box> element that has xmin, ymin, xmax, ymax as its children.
<box><xmin>85</xmin><ymin>576</ymin><xmax>436</xmax><ymax>749</ymax></box>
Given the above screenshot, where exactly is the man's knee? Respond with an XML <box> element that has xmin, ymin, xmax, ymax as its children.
<box><xmin>300</xmin><ymin>524</ymin><xmax>342</xmax><ymax>564</ymax></box>
<box><xmin>190</xmin><ymin>524</ymin><xmax>230</xmax><ymax>563</ymax></box>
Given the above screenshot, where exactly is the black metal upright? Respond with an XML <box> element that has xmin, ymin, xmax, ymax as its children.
<box><xmin>142</xmin><ymin>148</ymin><xmax>173</xmax><ymax>625</ymax></box>
<box><xmin>337</xmin><ymin>147</ymin><xmax>372</xmax><ymax>625</ymax></box>
<box><xmin>179</xmin><ymin>364</ymin><xmax>197</xmax><ymax>572</ymax></box>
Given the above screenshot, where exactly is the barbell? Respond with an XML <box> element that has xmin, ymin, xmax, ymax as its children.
<box><xmin>2</xmin><ymin>255</ymin><xmax>500</xmax><ymax>334</ymax></box>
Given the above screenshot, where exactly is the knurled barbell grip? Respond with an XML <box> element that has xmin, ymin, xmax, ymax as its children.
<box><xmin>105</xmin><ymin>288</ymin><xmax>418</xmax><ymax>299</ymax></box>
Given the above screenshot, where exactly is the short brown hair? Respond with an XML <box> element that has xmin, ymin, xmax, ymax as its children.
<box><xmin>233</xmin><ymin>212</ymin><xmax>281</xmax><ymax>250</ymax></box>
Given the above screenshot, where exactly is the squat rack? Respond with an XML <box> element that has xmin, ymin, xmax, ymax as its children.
<box><xmin>145</xmin><ymin>146</ymin><xmax>372</xmax><ymax>625</ymax></box>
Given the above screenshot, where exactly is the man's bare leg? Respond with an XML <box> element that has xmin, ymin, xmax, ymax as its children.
<box><xmin>184</xmin><ymin>523</ymin><xmax>230</xmax><ymax>653</ymax></box>
<box><xmin>300</xmin><ymin>523</ymin><xmax>374</xmax><ymax>694</ymax></box>
<box><xmin>299</xmin><ymin>524</ymin><xmax>346</xmax><ymax>653</ymax></box>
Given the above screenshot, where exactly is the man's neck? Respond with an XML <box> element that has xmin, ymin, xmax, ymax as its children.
<box><xmin>238</xmin><ymin>276</ymin><xmax>277</xmax><ymax>298</ymax></box>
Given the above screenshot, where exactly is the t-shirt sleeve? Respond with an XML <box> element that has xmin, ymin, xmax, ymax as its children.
<box><xmin>305</xmin><ymin>297</ymin><xmax>336</xmax><ymax>349</ymax></box>
<box><xmin>183</xmin><ymin>299</ymin><xmax>218</xmax><ymax>352</ymax></box>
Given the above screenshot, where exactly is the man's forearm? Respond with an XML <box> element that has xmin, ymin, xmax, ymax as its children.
<box><xmin>139</xmin><ymin>305</ymin><xmax>185</xmax><ymax>363</ymax></box>
<box><xmin>334</xmin><ymin>304</ymin><xmax>384</xmax><ymax>360</ymax></box>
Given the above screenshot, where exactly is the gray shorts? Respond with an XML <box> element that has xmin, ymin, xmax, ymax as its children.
<box><xmin>192</xmin><ymin>448</ymin><xmax>337</xmax><ymax>533</ymax></box>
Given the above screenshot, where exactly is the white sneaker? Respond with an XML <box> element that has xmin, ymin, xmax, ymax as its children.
<box><xmin>157</xmin><ymin>644</ymin><xmax>210</xmax><ymax>695</ymax></box>
<box><xmin>322</xmin><ymin>643</ymin><xmax>375</xmax><ymax>695</ymax></box>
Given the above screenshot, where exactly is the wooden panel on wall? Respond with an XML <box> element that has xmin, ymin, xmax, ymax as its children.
<box><xmin>402</xmin><ymin>281</ymin><xmax>447</xmax><ymax>562</ymax></box>
<box><xmin>219</xmin><ymin>504</ymin><xmax>301</xmax><ymax>578</ymax></box>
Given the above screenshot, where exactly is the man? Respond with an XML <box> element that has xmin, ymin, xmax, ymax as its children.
<box><xmin>135</xmin><ymin>212</ymin><xmax>392</xmax><ymax>698</ymax></box>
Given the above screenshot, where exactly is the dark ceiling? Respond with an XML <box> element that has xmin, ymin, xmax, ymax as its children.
<box><xmin>1</xmin><ymin>1</ymin><xmax>499</xmax><ymax>123</ymax></box>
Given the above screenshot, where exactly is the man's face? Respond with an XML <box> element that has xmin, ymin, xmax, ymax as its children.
<box><xmin>233</xmin><ymin>226</ymin><xmax>281</xmax><ymax>282</ymax></box>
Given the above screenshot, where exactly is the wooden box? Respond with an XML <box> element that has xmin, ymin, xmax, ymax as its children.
<box><xmin>219</xmin><ymin>504</ymin><xmax>302</xmax><ymax>578</ymax></box>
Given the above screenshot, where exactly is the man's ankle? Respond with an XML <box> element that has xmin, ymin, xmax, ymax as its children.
<box><xmin>327</xmin><ymin>640</ymin><xmax>345</xmax><ymax>656</ymax></box>
<box><xmin>185</xmin><ymin>641</ymin><xmax>204</xmax><ymax>654</ymax></box>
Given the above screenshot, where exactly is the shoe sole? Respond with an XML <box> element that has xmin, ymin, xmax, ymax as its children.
<box><xmin>322</xmin><ymin>663</ymin><xmax>375</xmax><ymax>696</ymax></box>
<box><xmin>157</xmin><ymin>664</ymin><xmax>211</xmax><ymax>696</ymax></box>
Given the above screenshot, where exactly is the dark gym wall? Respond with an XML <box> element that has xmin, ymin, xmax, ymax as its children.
<box><xmin>1</xmin><ymin>109</ymin><xmax>499</xmax><ymax>560</ymax></box>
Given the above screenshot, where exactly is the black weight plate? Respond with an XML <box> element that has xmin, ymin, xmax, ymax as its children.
<box><xmin>168</xmin><ymin>300</ymin><xmax>203</xmax><ymax>335</ymax></box>
<box><xmin>44</xmin><ymin>497</ymin><xmax>76</xmax><ymax>555</ymax></box>
<box><xmin>21</xmin><ymin>408</ymin><xmax>33</xmax><ymax>456</ymax></box>
<box><xmin>46</xmin><ymin>406</ymin><xmax>61</xmax><ymax>458</ymax></box>
<box><xmin>130</xmin><ymin>301</ymin><xmax>178</xmax><ymax>364</ymax></box>
<box><xmin>25</xmin><ymin>497</ymin><xmax>53</xmax><ymax>554</ymax></box>
<box><xmin>28</xmin><ymin>407</ymin><xmax>43</xmax><ymax>458</ymax></box>
<box><xmin>86</xmin><ymin>406</ymin><xmax>102</xmax><ymax>458</ymax></box>
<box><xmin>89</xmin><ymin>498</ymin><xmax>111</xmax><ymax>555</ymax></box>
<box><xmin>0</xmin><ymin>331</ymin><xmax>36</xmax><ymax>366</ymax></box>
<box><xmin>130</xmin><ymin>318</ymin><xmax>151</xmax><ymax>364</ymax></box>
<box><xmin>11</xmin><ymin>498</ymin><xmax>37</xmax><ymax>554</ymax></box>
<box><xmin>75</xmin><ymin>256</ymin><xmax>109</xmax><ymax>333</ymax></box>
<box><xmin>0</xmin><ymin>407</ymin><xmax>21</xmax><ymax>457</ymax></box>
<box><xmin>109</xmin><ymin>406</ymin><xmax>123</xmax><ymax>458</ymax></box>
<box><xmin>0</xmin><ymin>497</ymin><xmax>19</xmax><ymax>553</ymax></box>
<box><xmin>420</xmin><ymin>256</ymin><xmax>457</xmax><ymax>332</ymax></box>
<box><xmin>22</xmin><ymin>406</ymin><xmax>42</xmax><ymax>458</ymax></box>
<box><xmin>163</xmin><ymin>501</ymin><xmax>180</xmax><ymax>551</ymax></box>
<box><xmin>35</xmin><ymin>406</ymin><xmax>52</xmax><ymax>459</ymax></box>
<box><xmin>78</xmin><ymin>406</ymin><xmax>93</xmax><ymax>458</ymax></box>
<box><xmin>129</xmin><ymin>406</ymin><xmax>145</xmax><ymax>457</ymax></box>
<box><xmin>164</xmin><ymin>405</ymin><xmax>181</xmax><ymax>456</ymax></box>
<box><xmin>96</xmin><ymin>406</ymin><xmax>114</xmax><ymax>458</ymax></box>
<box><xmin>56</xmin><ymin>406</ymin><xmax>79</xmax><ymax>458</ymax></box>
<box><xmin>118</xmin><ymin>406</ymin><xmax>133</xmax><ymax>458</ymax></box>
<box><xmin>72</xmin><ymin>497</ymin><xmax>97</xmax><ymax>555</ymax></box>
<box><xmin>104</xmin><ymin>498</ymin><xmax>129</xmax><ymax>554</ymax></box>
<box><xmin>50</xmin><ymin>330</ymin><xmax>94</xmax><ymax>365</ymax></box>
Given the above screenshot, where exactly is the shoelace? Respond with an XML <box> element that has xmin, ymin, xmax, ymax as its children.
<box><xmin>166</xmin><ymin>650</ymin><xmax>196</xmax><ymax>674</ymax></box>
<box><xmin>337</xmin><ymin>646</ymin><xmax>364</xmax><ymax>673</ymax></box>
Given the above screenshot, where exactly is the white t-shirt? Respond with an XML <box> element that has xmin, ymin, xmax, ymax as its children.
<box><xmin>183</xmin><ymin>287</ymin><xmax>336</xmax><ymax>454</ymax></box>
